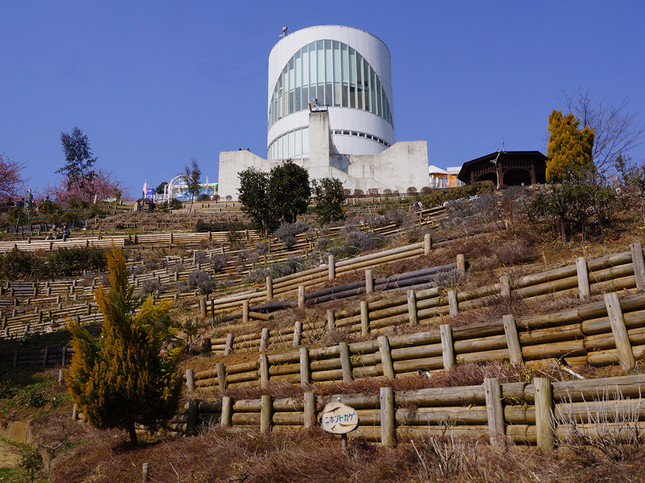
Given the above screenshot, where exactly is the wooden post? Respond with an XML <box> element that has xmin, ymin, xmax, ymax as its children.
<box><xmin>339</xmin><ymin>341</ymin><xmax>353</xmax><ymax>383</ymax></box>
<box><xmin>440</xmin><ymin>324</ymin><xmax>455</xmax><ymax>370</ymax></box>
<box><xmin>261</xmin><ymin>394</ymin><xmax>272</xmax><ymax>434</ymax></box>
<box><xmin>304</xmin><ymin>392</ymin><xmax>316</xmax><ymax>429</ymax></box>
<box><xmin>360</xmin><ymin>301</ymin><xmax>370</xmax><ymax>336</ymax></box>
<box><xmin>224</xmin><ymin>334</ymin><xmax>234</xmax><ymax>355</ymax></box>
<box><xmin>300</xmin><ymin>347</ymin><xmax>310</xmax><ymax>386</ymax></box>
<box><xmin>186</xmin><ymin>369</ymin><xmax>195</xmax><ymax>393</ymax></box>
<box><xmin>380</xmin><ymin>387</ymin><xmax>395</xmax><ymax>448</ymax></box>
<box><xmin>199</xmin><ymin>297</ymin><xmax>207</xmax><ymax>317</ymax></box>
<box><xmin>260</xmin><ymin>328</ymin><xmax>269</xmax><ymax>352</ymax></box>
<box><xmin>447</xmin><ymin>290</ymin><xmax>458</xmax><ymax>316</ymax></box>
<box><xmin>365</xmin><ymin>269</ymin><xmax>374</xmax><ymax>294</ymax></box>
<box><xmin>604</xmin><ymin>292</ymin><xmax>635</xmax><ymax>371</ymax></box>
<box><xmin>186</xmin><ymin>398</ymin><xmax>199</xmax><ymax>435</ymax></box>
<box><xmin>630</xmin><ymin>243</ymin><xmax>645</xmax><ymax>291</ymax></box>
<box><xmin>266</xmin><ymin>276</ymin><xmax>273</xmax><ymax>301</ymax></box>
<box><xmin>576</xmin><ymin>257</ymin><xmax>590</xmax><ymax>299</ymax></box>
<box><xmin>61</xmin><ymin>346</ymin><xmax>67</xmax><ymax>367</ymax></box>
<box><xmin>499</xmin><ymin>276</ymin><xmax>511</xmax><ymax>298</ymax></box>
<box><xmin>424</xmin><ymin>233</ymin><xmax>432</xmax><ymax>255</ymax></box>
<box><xmin>503</xmin><ymin>315</ymin><xmax>523</xmax><ymax>365</ymax></box>
<box><xmin>201</xmin><ymin>337</ymin><xmax>211</xmax><ymax>355</ymax></box>
<box><xmin>216</xmin><ymin>362</ymin><xmax>226</xmax><ymax>390</ymax></box>
<box><xmin>484</xmin><ymin>377</ymin><xmax>505</xmax><ymax>449</ymax></box>
<box><xmin>242</xmin><ymin>300</ymin><xmax>249</xmax><ymax>324</ymax></box>
<box><xmin>326</xmin><ymin>310</ymin><xmax>335</xmax><ymax>331</ymax></box>
<box><xmin>378</xmin><ymin>335</ymin><xmax>395</xmax><ymax>379</ymax></box>
<box><xmin>221</xmin><ymin>396</ymin><xmax>232</xmax><ymax>426</ymax></box>
<box><xmin>142</xmin><ymin>463</ymin><xmax>149</xmax><ymax>483</ymax></box>
<box><xmin>328</xmin><ymin>254</ymin><xmax>336</xmax><ymax>281</ymax></box>
<box><xmin>293</xmin><ymin>321</ymin><xmax>302</xmax><ymax>346</ymax></box>
<box><xmin>298</xmin><ymin>286</ymin><xmax>306</xmax><ymax>308</ymax></box>
<box><xmin>535</xmin><ymin>378</ymin><xmax>554</xmax><ymax>452</ymax></box>
<box><xmin>456</xmin><ymin>254</ymin><xmax>466</xmax><ymax>276</ymax></box>
<box><xmin>42</xmin><ymin>345</ymin><xmax>49</xmax><ymax>369</ymax></box>
<box><xmin>407</xmin><ymin>289</ymin><xmax>418</xmax><ymax>325</ymax></box>
<box><xmin>259</xmin><ymin>354</ymin><xmax>269</xmax><ymax>387</ymax></box>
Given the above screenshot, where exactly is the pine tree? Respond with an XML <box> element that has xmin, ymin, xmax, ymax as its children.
<box><xmin>66</xmin><ymin>246</ymin><xmax>183</xmax><ymax>446</ymax></box>
<box><xmin>546</xmin><ymin>110</ymin><xmax>595</xmax><ymax>183</ymax></box>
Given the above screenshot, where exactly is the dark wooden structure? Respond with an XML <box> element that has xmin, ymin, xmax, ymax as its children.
<box><xmin>457</xmin><ymin>151</ymin><xmax>547</xmax><ymax>188</ymax></box>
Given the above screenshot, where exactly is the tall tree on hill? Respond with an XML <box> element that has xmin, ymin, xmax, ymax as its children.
<box><xmin>58</xmin><ymin>127</ymin><xmax>97</xmax><ymax>203</ymax></box>
<box><xmin>238</xmin><ymin>167</ymin><xmax>273</xmax><ymax>234</ymax></box>
<box><xmin>66</xmin><ymin>246</ymin><xmax>183</xmax><ymax>447</ymax></box>
<box><xmin>313</xmin><ymin>177</ymin><xmax>346</xmax><ymax>225</ymax></box>
<box><xmin>267</xmin><ymin>161</ymin><xmax>311</xmax><ymax>224</ymax></box>
<box><xmin>0</xmin><ymin>153</ymin><xmax>26</xmax><ymax>202</ymax></box>
<box><xmin>546</xmin><ymin>110</ymin><xmax>595</xmax><ymax>183</ymax></box>
<box><xmin>181</xmin><ymin>158</ymin><xmax>202</xmax><ymax>209</ymax></box>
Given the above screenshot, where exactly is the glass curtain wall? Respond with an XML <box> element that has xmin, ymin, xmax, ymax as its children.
<box><xmin>268</xmin><ymin>40</ymin><xmax>393</xmax><ymax>130</ymax></box>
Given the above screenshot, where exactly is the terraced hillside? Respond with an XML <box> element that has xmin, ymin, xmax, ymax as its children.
<box><xmin>2</xmin><ymin>186</ymin><xmax>645</xmax><ymax>482</ymax></box>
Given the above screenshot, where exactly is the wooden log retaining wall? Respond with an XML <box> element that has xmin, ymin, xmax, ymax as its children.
<box><xmin>0</xmin><ymin>346</ymin><xmax>73</xmax><ymax>368</ymax></box>
<box><xmin>169</xmin><ymin>374</ymin><xmax>645</xmax><ymax>451</ymax></box>
<box><xmin>194</xmin><ymin>292</ymin><xmax>645</xmax><ymax>390</ymax></box>
<box><xmin>206</xmin><ymin>243</ymin><xmax>645</xmax><ymax>354</ymax></box>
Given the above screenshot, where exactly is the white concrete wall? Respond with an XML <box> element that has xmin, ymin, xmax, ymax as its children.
<box><xmin>217</xmin><ymin>140</ymin><xmax>428</xmax><ymax>199</ymax></box>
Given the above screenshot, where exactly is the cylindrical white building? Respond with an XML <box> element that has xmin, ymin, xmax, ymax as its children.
<box><xmin>267</xmin><ymin>25</ymin><xmax>394</xmax><ymax>160</ymax></box>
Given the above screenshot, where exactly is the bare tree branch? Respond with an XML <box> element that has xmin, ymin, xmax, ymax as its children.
<box><xmin>561</xmin><ymin>89</ymin><xmax>645</xmax><ymax>173</ymax></box>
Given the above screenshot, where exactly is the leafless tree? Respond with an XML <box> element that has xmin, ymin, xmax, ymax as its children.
<box><xmin>561</xmin><ymin>89</ymin><xmax>644</xmax><ymax>174</ymax></box>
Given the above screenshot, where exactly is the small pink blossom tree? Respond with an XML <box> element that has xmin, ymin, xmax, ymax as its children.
<box><xmin>0</xmin><ymin>153</ymin><xmax>26</xmax><ymax>202</ymax></box>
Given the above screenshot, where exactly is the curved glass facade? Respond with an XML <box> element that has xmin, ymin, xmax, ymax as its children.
<box><xmin>268</xmin><ymin>40</ymin><xmax>393</xmax><ymax>130</ymax></box>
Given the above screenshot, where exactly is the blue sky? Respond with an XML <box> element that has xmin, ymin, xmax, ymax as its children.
<box><xmin>2</xmin><ymin>1</ymin><xmax>644</xmax><ymax>198</ymax></box>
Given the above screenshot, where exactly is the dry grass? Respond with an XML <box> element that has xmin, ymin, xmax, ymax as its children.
<box><xmin>45</xmin><ymin>418</ymin><xmax>645</xmax><ymax>482</ymax></box>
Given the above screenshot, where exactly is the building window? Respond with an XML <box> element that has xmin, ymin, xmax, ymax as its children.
<box><xmin>268</xmin><ymin>39</ymin><xmax>394</xmax><ymax>130</ymax></box>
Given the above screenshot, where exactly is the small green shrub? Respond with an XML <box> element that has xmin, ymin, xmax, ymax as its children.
<box><xmin>419</xmin><ymin>181</ymin><xmax>494</xmax><ymax>208</ymax></box>
<box><xmin>49</xmin><ymin>247</ymin><xmax>107</xmax><ymax>277</ymax></box>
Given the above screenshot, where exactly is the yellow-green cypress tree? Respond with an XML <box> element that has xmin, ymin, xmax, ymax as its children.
<box><xmin>546</xmin><ymin>110</ymin><xmax>595</xmax><ymax>182</ymax></box>
<box><xmin>66</xmin><ymin>246</ymin><xmax>183</xmax><ymax>446</ymax></box>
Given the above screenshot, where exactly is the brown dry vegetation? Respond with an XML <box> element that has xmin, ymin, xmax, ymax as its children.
<box><xmin>42</xmin><ymin>417</ymin><xmax>645</xmax><ymax>482</ymax></box>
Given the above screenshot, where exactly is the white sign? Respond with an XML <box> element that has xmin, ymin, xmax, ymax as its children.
<box><xmin>321</xmin><ymin>402</ymin><xmax>359</xmax><ymax>434</ymax></box>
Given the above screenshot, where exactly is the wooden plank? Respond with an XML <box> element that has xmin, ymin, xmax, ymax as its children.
<box><xmin>259</xmin><ymin>354</ymin><xmax>269</xmax><ymax>387</ymax></box>
<box><xmin>440</xmin><ymin>324</ymin><xmax>455</xmax><ymax>370</ymax></box>
<box><xmin>378</xmin><ymin>336</ymin><xmax>395</xmax><ymax>379</ymax></box>
<box><xmin>339</xmin><ymin>341</ymin><xmax>353</xmax><ymax>383</ymax></box>
<box><xmin>300</xmin><ymin>347</ymin><xmax>310</xmax><ymax>386</ymax></box>
<box><xmin>304</xmin><ymin>392</ymin><xmax>316</xmax><ymax>429</ymax></box>
<box><xmin>535</xmin><ymin>378</ymin><xmax>554</xmax><ymax>451</ymax></box>
<box><xmin>503</xmin><ymin>315</ymin><xmax>523</xmax><ymax>365</ymax></box>
<box><xmin>576</xmin><ymin>257</ymin><xmax>590</xmax><ymax>299</ymax></box>
<box><xmin>361</xmin><ymin>301</ymin><xmax>370</xmax><ymax>336</ymax></box>
<box><xmin>407</xmin><ymin>290</ymin><xmax>418</xmax><ymax>326</ymax></box>
<box><xmin>604</xmin><ymin>292</ymin><xmax>635</xmax><ymax>371</ymax></box>
<box><xmin>448</xmin><ymin>290</ymin><xmax>458</xmax><ymax>316</ymax></box>
<box><xmin>380</xmin><ymin>387</ymin><xmax>395</xmax><ymax>448</ymax></box>
<box><xmin>631</xmin><ymin>243</ymin><xmax>645</xmax><ymax>291</ymax></box>
<box><xmin>260</xmin><ymin>395</ymin><xmax>272</xmax><ymax>434</ymax></box>
<box><xmin>484</xmin><ymin>377</ymin><xmax>505</xmax><ymax>449</ymax></box>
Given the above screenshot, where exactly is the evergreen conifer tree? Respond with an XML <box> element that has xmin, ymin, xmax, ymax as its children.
<box><xmin>66</xmin><ymin>246</ymin><xmax>183</xmax><ymax>446</ymax></box>
<box><xmin>546</xmin><ymin>110</ymin><xmax>595</xmax><ymax>182</ymax></box>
